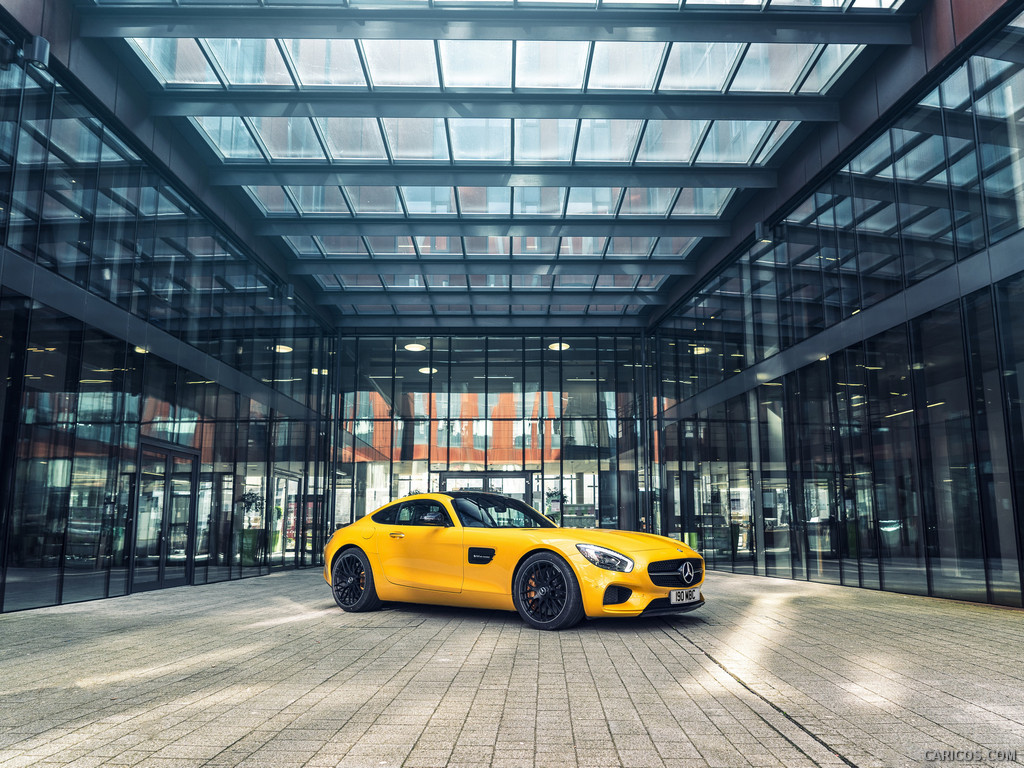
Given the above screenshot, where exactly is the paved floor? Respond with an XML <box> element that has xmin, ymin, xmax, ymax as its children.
<box><xmin>0</xmin><ymin>570</ymin><xmax>1022</xmax><ymax>768</ymax></box>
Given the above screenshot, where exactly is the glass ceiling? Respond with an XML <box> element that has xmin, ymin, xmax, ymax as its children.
<box><xmin>133</xmin><ymin>38</ymin><xmax>864</xmax><ymax>95</ymax></box>
<box><xmin>76</xmin><ymin>0</ymin><xmax>915</xmax><ymax>328</ymax></box>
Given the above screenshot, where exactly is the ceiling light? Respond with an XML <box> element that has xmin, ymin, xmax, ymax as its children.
<box><xmin>692</xmin><ymin>346</ymin><xmax>710</xmax><ymax>355</ymax></box>
<box><xmin>419</xmin><ymin>367</ymin><xmax>438</xmax><ymax>374</ymax></box>
<box><xmin>548</xmin><ymin>342</ymin><xmax>570</xmax><ymax>351</ymax></box>
<box><xmin>133</xmin><ymin>346</ymin><xmax>149</xmax><ymax>354</ymax></box>
<box><xmin>404</xmin><ymin>342</ymin><xmax>427</xmax><ymax>352</ymax></box>
<box><xmin>271</xmin><ymin>344</ymin><xmax>293</xmax><ymax>353</ymax></box>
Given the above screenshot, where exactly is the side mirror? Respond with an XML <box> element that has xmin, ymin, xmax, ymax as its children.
<box><xmin>418</xmin><ymin>510</ymin><xmax>447</xmax><ymax>526</ymax></box>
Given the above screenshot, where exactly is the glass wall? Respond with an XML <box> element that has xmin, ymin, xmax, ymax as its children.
<box><xmin>653</xmin><ymin>11</ymin><xmax>1024</xmax><ymax>608</ymax></box>
<box><xmin>0</xmin><ymin>32</ymin><xmax>332</xmax><ymax>612</ymax></box>
<box><xmin>335</xmin><ymin>336</ymin><xmax>644</xmax><ymax>531</ymax></box>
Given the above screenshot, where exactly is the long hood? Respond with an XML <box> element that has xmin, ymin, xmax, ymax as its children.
<box><xmin>559</xmin><ymin>528</ymin><xmax>692</xmax><ymax>555</ymax></box>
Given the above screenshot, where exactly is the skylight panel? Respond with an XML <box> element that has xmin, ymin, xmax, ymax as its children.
<box><xmin>619</xmin><ymin>188</ymin><xmax>677</xmax><ymax>216</ymax></box>
<box><xmin>319</xmin><ymin>236</ymin><xmax>368</xmax><ymax>255</ymax></box>
<box><xmin>512</xmin><ymin>237</ymin><xmax>560</xmax><ymax>255</ymax></box>
<box><xmin>652</xmin><ymin>237</ymin><xmax>699</xmax><ymax>257</ymax></box>
<box><xmin>587</xmin><ymin>42</ymin><xmax>667</xmax><ymax>91</ymax></box>
<box><xmin>416</xmin><ymin>236</ymin><xmax>461</xmax><ymax>255</ymax></box>
<box><xmin>246</xmin><ymin>186</ymin><xmax>295</xmax><ymax>214</ymax></box>
<box><xmin>463</xmin><ymin>236</ymin><xmax>510</xmax><ymax>255</ymax></box>
<box><xmin>566</xmin><ymin>188</ymin><xmax>622</xmax><ymax>216</ymax></box>
<box><xmin>659</xmin><ymin>43</ymin><xmax>745</xmax><ymax>92</ymax></box>
<box><xmin>361</xmin><ymin>40</ymin><xmax>440</xmax><ymax>88</ymax></box>
<box><xmin>575</xmin><ymin>120</ymin><xmax>643</xmax><ymax>163</ymax></box>
<box><xmin>458</xmin><ymin>187</ymin><xmax>510</xmax><ymax>216</ymax></box>
<box><xmin>800</xmin><ymin>44</ymin><xmax>863</xmax><ymax>94</ymax></box>
<box><xmin>672</xmin><ymin>188</ymin><xmax>734</xmax><ymax>217</ymax></box>
<box><xmin>515</xmin><ymin>41</ymin><xmax>589</xmax><ymax>89</ymax></box>
<box><xmin>755</xmin><ymin>121</ymin><xmax>796</xmax><ymax>165</ymax></box>
<box><xmin>285</xmin><ymin>235</ymin><xmax>321</xmax><ymax>256</ymax></box>
<box><xmin>290</xmin><ymin>186</ymin><xmax>350</xmax><ymax>215</ymax></box>
<box><xmin>514</xmin><ymin>187</ymin><xmax>566</xmax><ymax>217</ymax></box>
<box><xmin>449</xmin><ymin>119</ymin><xmax>511</xmax><ymax>162</ymax></box>
<box><xmin>697</xmin><ymin>120</ymin><xmax>773</xmax><ymax>164</ymax></box>
<box><xmin>730</xmin><ymin>44</ymin><xmax>818</xmax><ymax>93</ymax></box>
<box><xmin>318</xmin><ymin>118</ymin><xmax>388</xmax><ymax>161</ymax></box>
<box><xmin>366</xmin><ymin>236</ymin><xmax>416</xmax><ymax>255</ymax></box>
<box><xmin>772</xmin><ymin>0</ymin><xmax>844</xmax><ymax>6</ymax></box>
<box><xmin>560</xmin><ymin>237</ymin><xmax>608</xmax><ymax>256</ymax></box>
<box><xmin>344</xmin><ymin>186</ymin><xmax>404</xmax><ymax>214</ymax></box>
<box><xmin>250</xmin><ymin>117</ymin><xmax>324</xmax><ymax>160</ymax></box>
<box><xmin>381</xmin><ymin>118</ymin><xmax>449</xmax><ymax>161</ymax></box>
<box><xmin>636</xmin><ymin>121</ymin><xmax>707</xmax><ymax>164</ymax></box>
<box><xmin>514</xmin><ymin>119</ymin><xmax>576</xmax><ymax>164</ymax></box>
<box><xmin>439</xmin><ymin>41</ymin><xmax>512</xmax><ymax>89</ymax></box>
<box><xmin>193</xmin><ymin>117</ymin><xmax>263</xmax><ymax>159</ymax></box>
<box><xmin>131</xmin><ymin>38</ymin><xmax>219</xmax><ymax>85</ymax></box>
<box><xmin>203</xmin><ymin>39</ymin><xmax>293</xmax><ymax>86</ymax></box>
<box><xmin>606</xmin><ymin>237</ymin><xmax>656</xmax><ymax>257</ymax></box>
<box><xmin>285</xmin><ymin>39</ymin><xmax>366</xmax><ymax>87</ymax></box>
<box><xmin>401</xmin><ymin>187</ymin><xmax>458</xmax><ymax>216</ymax></box>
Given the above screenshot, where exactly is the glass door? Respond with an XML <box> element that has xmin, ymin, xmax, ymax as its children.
<box><xmin>133</xmin><ymin>448</ymin><xmax>197</xmax><ymax>591</ymax></box>
<box><xmin>439</xmin><ymin>472</ymin><xmax>533</xmax><ymax>506</ymax></box>
<box><xmin>270</xmin><ymin>475</ymin><xmax>300</xmax><ymax>567</ymax></box>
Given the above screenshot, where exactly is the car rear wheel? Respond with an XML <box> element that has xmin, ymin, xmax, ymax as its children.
<box><xmin>513</xmin><ymin>552</ymin><xmax>585</xmax><ymax>630</ymax></box>
<box><xmin>331</xmin><ymin>548</ymin><xmax>382</xmax><ymax>612</ymax></box>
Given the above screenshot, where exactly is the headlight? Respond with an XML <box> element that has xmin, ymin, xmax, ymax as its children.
<box><xmin>576</xmin><ymin>543</ymin><xmax>634</xmax><ymax>573</ymax></box>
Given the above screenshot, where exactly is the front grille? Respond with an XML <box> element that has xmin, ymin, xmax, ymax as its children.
<box><xmin>647</xmin><ymin>557</ymin><xmax>703</xmax><ymax>588</ymax></box>
<box><xmin>603</xmin><ymin>585</ymin><xmax>632</xmax><ymax>605</ymax></box>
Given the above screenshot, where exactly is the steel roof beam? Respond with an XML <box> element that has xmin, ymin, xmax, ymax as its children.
<box><xmin>152</xmin><ymin>93</ymin><xmax>839</xmax><ymax>122</ymax></box>
<box><xmin>80</xmin><ymin>8</ymin><xmax>913</xmax><ymax>45</ymax></box>
<box><xmin>319</xmin><ymin>290</ymin><xmax>664</xmax><ymax>306</ymax></box>
<box><xmin>257</xmin><ymin>218</ymin><xmax>729</xmax><ymax>238</ymax></box>
<box><xmin>334</xmin><ymin>315</ymin><xmax>648</xmax><ymax>330</ymax></box>
<box><xmin>216</xmin><ymin>165</ymin><xmax>776</xmax><ymax>189</ymax></box>
<box><xmin>290</xmin><ymin>259</ymin><xmax>695</xmax><ymax>276</ymax></box>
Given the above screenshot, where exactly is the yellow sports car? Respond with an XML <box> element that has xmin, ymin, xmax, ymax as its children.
<box><xmin>323</xmin><ymin>492</ymin><xmax>705</xmax><ymax>630</ymax></box>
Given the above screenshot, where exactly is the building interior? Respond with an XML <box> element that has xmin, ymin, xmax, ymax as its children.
<box><xmin>1</xmin><ymin>0</ymin><xmax>1022</xmax><ymax>613</ymax></box>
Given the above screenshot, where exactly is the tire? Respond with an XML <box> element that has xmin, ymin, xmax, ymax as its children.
<box><xmin>331</xmin><ymin>548</ymin><xmax>382</xmax><ymax>613</ymax></box>
<box><xmin>512</xmin><ymin>552</ymin><xmax>585</xmax><ymax>630</ymax></box>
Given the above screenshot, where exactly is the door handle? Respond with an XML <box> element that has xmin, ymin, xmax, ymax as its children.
<box><xmin>389</xmin><ymin>531</ymin><xmax>405</xmax><ymax>539</ymax></box>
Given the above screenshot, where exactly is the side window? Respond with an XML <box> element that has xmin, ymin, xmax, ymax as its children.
<box><xmin>396</xmin><ymin>503</ymin><xmax>415</xmax><ymax>525</ymax></box>
<box><xmin>372</xmin><ymin>503</ymin><xmax>401</xmax><ymax>524</ymax></box>
<box><xmin>405</xmin><ymin>501</ymin><xmax>449</xmax><ymax>526</ymax></box>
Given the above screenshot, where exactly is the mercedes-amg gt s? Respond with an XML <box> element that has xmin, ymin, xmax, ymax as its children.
<box><xmin>324</xmin><ymin>492</ymin><xmax>705</xmax><ymax>630</ymax></box>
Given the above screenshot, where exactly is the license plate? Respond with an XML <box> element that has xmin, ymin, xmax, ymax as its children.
<box><xmin>669</xmin><ymin>588</ymin><xmax>700</xmax><ymax>605</ymax></box>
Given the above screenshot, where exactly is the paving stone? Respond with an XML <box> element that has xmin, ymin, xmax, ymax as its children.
<box><xmin>1</xmin><ymin>570</ymin><xmax>1023</xmax><ymax>768</ymax></box>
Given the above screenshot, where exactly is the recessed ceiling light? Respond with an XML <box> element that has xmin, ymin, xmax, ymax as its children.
<box><xmin>271</xmin><ymin>344</ymin><xmax>293</xmax><ymax>353</ymax></box>
<box><xmin>548</xmin><ymin>342</ymin><xmax>570</xmax><ymax>351</ymax></box>
<box><xmin>692</xmin><ymin>346</ymin><xmax>710</xmax><ymax>355</ymax></box>
<box><xmin>404</xmin><ymin>342</ymin><xmax>427</xmax><ymax>352</ymax></box>
<box><xmin>419</xmin><ymin>367</ymin><xmax>438</xmax><ymax>374</ymax></box>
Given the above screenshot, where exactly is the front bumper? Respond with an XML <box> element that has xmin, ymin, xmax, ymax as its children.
<box><xmin>570</xmin><ymin>552</ymin><xmax>705</xmax><ymax>619</ymax></box>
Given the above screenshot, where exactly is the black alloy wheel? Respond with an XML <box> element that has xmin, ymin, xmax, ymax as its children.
<box><xmin>512</xmin><ymin>552</ymin><xmax>585</xmax><ymax>630</ymax></box>
<box><xmin>331</xmin><ymin>548</ymin><xmax>382</xmax><ymax>612</ymax></box>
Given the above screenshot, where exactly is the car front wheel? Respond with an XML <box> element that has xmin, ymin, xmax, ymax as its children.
<box><xmin>331</xmin><ymin>548</ymin><xmax>382</xmax><ymax>612</ymax></box>
<box><xmin>512</xmin><ymin>552</ymin><xmax>585</xmax><ymax>630</ymax></box>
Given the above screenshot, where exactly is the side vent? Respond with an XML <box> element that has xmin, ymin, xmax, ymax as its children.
<box><xmin>468</xmin><ymin>547</ymin><xmax>495</xmax><ymax>565</ymax></box>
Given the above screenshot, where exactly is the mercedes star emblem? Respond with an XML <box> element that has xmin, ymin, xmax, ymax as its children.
<box><xmin>679</xmin><ymin>562</ymin><xmax>695</xmax><ymax>585</ymax></box>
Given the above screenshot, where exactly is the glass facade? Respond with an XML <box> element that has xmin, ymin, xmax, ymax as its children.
<box><xmin>2</xmin><ymin>1</ymin><xmax>1023</xmax><ymax>614</ymax></box>
<box><xmin>653</xmin><ymin>13</ymin><xmax>1024</xmax><ymax>607</ymax></box>
<box><xmin>335</xmin><ymin>336</ymin><xmax>646</xmax><ymax>532</ymax></box>
<box><xmin>0</xmin><ymin>38</ymin><xmax>332</xmax><ymax>612</ymax></box>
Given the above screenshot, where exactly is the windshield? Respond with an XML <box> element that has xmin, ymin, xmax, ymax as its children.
<box><xmin>450</xmin><ymin>494</ymin><xmax>556</xmax><ymax>529</ymax></box>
